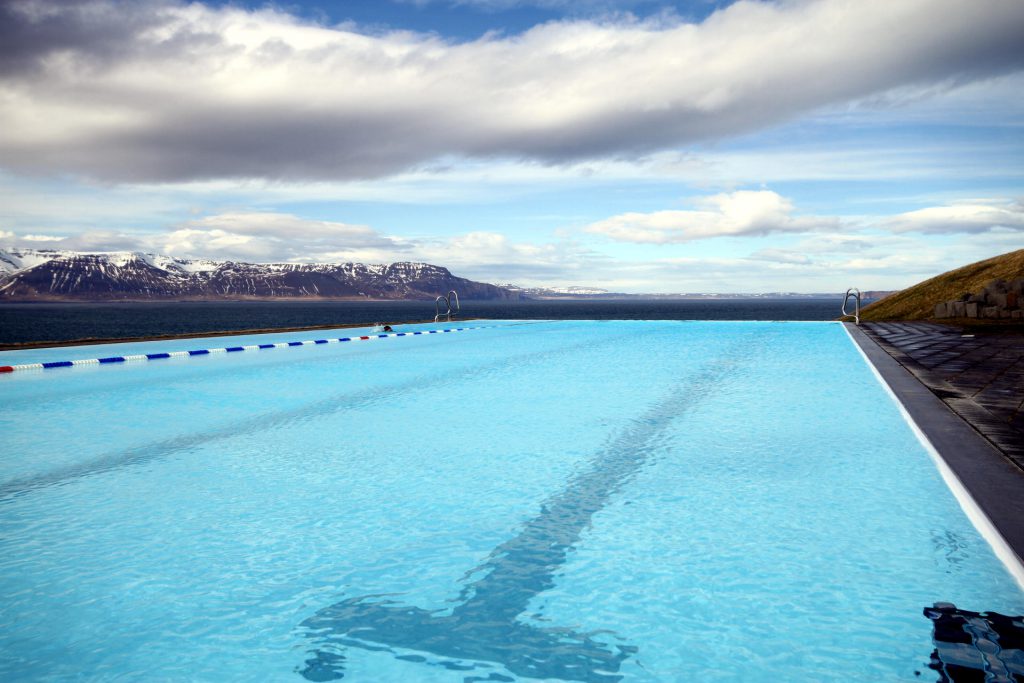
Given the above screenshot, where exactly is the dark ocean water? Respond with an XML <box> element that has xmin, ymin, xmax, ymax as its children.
<box><xmin>0</xmin><ymin>299</ymin><xmax>843</xmax><ymax>345</ymax></box>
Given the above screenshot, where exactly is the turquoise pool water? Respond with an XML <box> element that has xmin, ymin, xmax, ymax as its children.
<box><xmin>0</xmin><ymin>320</ymin><xmax>1020</xmax><ymax>681</ymax></box>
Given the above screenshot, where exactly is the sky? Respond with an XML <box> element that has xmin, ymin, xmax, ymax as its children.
<box><xmin>0</xmin><ymin>0</ymin><xmax>1021</xmax><ymax>293</ymax></box>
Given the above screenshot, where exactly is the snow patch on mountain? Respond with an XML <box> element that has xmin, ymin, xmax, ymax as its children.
<box><xmin>0</xmin><ymin>248</ymin><xmax>79</xmax><ymax>274</ymax></box>
<box><xmin>0</xmin><ymin>248</ymin><xmax>520</xmax><ymax>301</ymax></box>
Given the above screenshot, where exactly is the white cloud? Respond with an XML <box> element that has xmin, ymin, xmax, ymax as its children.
<box><xmin>155</xmin><ymin>212</ymin><xmax>409</xmax><ymax>262</ymax></box>
<box><xmin>2</xmin><ymin>201</ymin><xmax>1020</xmax><ymax>292</ymax></box>
<box><xmin>747</xmin><ymin>248</ymin><xmax>813</xmax><ymax>265</ymax></box>
<box><xmin>0</xmin><ymin>211</ymin><xmax>408</xmax><ymax>263</ymax></box>
<box><xmin>0</xmin><ymin>0</ymin><xmax>1021</xmax><ymax>182</ymax></box>
<box><xmin>642</xmin><ymin>232</ymin><xmax>1016</xmax><ymax>292</ymax></box>
<box><xmin>638</xmin><ymin>251</ymin><xmax>948</xmax><ymax>292</ymax></box>
<box><xmin>179</xmin><ymin>212</ymin><xmax>398</xmax><ymax>246</ymax></box>
<box><xmin>0</xmin><ymin>213</ymin><xmax>594</xmax><ymax>284</ymax></box>
<box><xmin>18</xmin><ymin>233</ymin><xmax>65</xmax><ymax>242</ymax></box>
<box><xmin>39</xmin><ymin>230</ymin><xmax>146</xmax><ymax>252</ymax></box>
<box><xmin>884</xmin><ymin>199</ymin><xmax>1024</xmax><ymax>234</ymax></box>
<box><xmin>748</xmin><ymin>233</ymin><xmax>943</xmax><ymax>271</ymax></box>
<box><xmin>412</xmin><ymin>231</ymin><xmax>604</xmax><ymax>284</ymax></box>
<box><xmin>585</xmin><ymin>190</ymin><xmax>839</xmax><ymax>243</ymax></box>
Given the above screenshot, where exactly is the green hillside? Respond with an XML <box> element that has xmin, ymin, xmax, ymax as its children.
<box><xmin>857</xmin><ymin>249</ymin><xmax>1024</xmax><ymax>321</ymax></box>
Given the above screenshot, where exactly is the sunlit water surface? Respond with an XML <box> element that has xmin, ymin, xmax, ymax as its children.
<box><xmin>1</xmin><ymin>320</ymin><xmax>1020</xmax><ymax>681</ymax></box>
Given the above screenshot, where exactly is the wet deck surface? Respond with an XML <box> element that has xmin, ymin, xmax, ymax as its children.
<box><xmin>862</xmin><ymin>322</ymin><xmax>1024</xmax><ymax>470</ymax></box>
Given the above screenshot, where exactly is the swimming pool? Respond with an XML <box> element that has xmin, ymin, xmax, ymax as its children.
<box><xmin>1</xmin><ymin>320</ymin><xmax>1021</xmax><ymax>681</ymax></box>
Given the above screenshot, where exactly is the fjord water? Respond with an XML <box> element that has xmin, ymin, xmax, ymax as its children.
<box><xmin>0</xmin><ymin>299</ymin><xmax>840</xmax><ymax>345</ymax></box>
<box><xmin>0</xmin><ymin>321</ymin><xmax>1020</xmax><ymax>681</ymax></box>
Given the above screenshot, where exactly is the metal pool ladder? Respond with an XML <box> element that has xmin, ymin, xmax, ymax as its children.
<box><xmin>842</xmin><ymin>287</ymin><xmax>862</xmax><ymax>324</ymax></box>
<box><xmin>434</xmin><ymin>290</ymin><xmax>460</xmax><ymax>322</ymax></box>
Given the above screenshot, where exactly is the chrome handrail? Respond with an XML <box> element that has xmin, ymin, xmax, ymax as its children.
<box><xmin>842</xmin><ymin>287</ymin><xmax>862</xmax><ymax>324</ymax></box>
<box><xmin>434</xmin><ymin>291</ymin><xmax>460</xmax><ymax>322</ymax></box>
<box><xmin>434</xmin><ymin>295</ymin><xmax>449</xmax><ymax>322</ymax></box>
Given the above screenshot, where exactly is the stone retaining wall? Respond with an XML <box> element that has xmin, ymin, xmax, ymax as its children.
<box><xmin>934</xmin><ymin>278</ymin><xmax>1024</xmax><ymax>319</ymax></box>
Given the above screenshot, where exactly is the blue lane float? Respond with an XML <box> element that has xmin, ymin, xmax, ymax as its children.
<box><xmin>0</xmin><ymin>326</ymin><xmax>489</xmax><ymax>374</ymax></box>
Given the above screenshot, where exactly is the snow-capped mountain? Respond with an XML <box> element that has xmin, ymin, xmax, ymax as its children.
<box><xmin>0</xmin><ymin>249</ymin><xmax>521</xmax><ymax>301</ymax></box>
<box><xmin>501</xmin><ymin>284</ymin><xmax>610</xmax><ymax>297</ymax></box>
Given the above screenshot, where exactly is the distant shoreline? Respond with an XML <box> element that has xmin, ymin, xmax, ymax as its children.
<box><xmin>0</xmin><ymin>299</ymin><xmax>850</xmax><ymax>347</ymax></box>
<box><xmin>0</xmin><ymin>293</ymin><xmax>859</xmax><ymax>305</ymax></box>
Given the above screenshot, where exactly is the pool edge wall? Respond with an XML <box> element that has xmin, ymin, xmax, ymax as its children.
<box><xmin>844</xmin><ymin>322</ymin><xmax>1024</xmax><ymax>585</ymax></box>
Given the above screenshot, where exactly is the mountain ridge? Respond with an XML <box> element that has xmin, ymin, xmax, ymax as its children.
<box><xmin>0</xmin><ymin>249</ymin><xmax>522</xmax><ymax>301</ymax></box>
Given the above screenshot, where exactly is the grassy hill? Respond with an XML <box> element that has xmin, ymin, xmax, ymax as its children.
<box><xmin>857</xmin><ymin>248</ymin><xmax>1024</xmax><ymax>321</ymax></box>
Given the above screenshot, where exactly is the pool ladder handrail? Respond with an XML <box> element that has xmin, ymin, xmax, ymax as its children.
<box><xmin>434</xmin><ymin>290</ymin><xmax>460</xmax><ymax>322</ymax></box>
<box><xmin>842</xmin><ymin>287</ymin><xmax>862</xmax><ymax>324</ymax></box>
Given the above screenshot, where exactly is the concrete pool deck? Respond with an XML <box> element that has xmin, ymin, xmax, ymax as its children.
<box><xmin>860</xmin><ymin>321</ymin><xmax>1024</xmax><ymax>467</ymax></box>
<box><xmin>846</xmin><ymin>322</ymin><xmax>1024</xmax><ymax>571</ymax></box>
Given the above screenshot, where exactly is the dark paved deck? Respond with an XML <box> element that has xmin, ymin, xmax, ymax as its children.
<box><xmin>861</xmin><ymin>322</ymin><xmax>1024</xmax><ymax>469</ymax></box>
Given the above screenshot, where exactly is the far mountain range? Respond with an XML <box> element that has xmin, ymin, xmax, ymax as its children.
<box><xmin>0</xmin><ymin>249</ymin><xmax>520</xmax><ymax>301</ymax></box>
<box><xmin>0</xmin><ymin>249</ymin><xmax>885</xmax><ymax>301</ymax></box>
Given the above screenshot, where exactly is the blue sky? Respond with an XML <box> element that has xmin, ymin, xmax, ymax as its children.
<box><xmin>209</xmin><ymin>1</ymin><xmax>737</xmax><ymax>38</ymax></box>
<box><xmin>0</xmin><ymin>0</ymin><xmax>1021</xmax><ymax>292</ymax></box>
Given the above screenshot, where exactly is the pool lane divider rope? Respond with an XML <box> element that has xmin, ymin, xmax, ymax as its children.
<box><xmin>0</xmin><ymin>326</ymin><xmax>492</xmax><ymax>374</ymax></box>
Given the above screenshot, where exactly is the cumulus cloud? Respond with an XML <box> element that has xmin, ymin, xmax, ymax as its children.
<box><xmin>0</xmin><ymin>0</ymin><xmax>1021</xmax><ymax>182</ymax></box>
<box><xmin>156</xmin><ymin>212</ymin><xmax>409</xmax><ymax>262</ymax></box>
<box><xmin>2</xmin><ymin>230</ymin><xmax>50</xmax><ymax>249</ymax></box>
<box><xmin>177</xmin><ymin>212</ymin><xmax>398</xmax><ymax>245</ymax></box>
<box><xmin>0</xmin><ymin>211</ymin><xmax>408</xmax><ymax>262</ymax></box>
<box><xmin>884</xmin><ymin>199</ymin><xmax>1024</xmax><ymax>234</ymax></box>
<box><xmin>415</xmin><ymin>230</ymin><xmax>605</xmax><ymax>283</ymax></box>
<box><xmin>585</xmin><ymin>190</ymin><xmax>839</xmax><ymax>243</ymax></box>
<box><xmin>58</xmin><ymin>230</ymin><xmax>149</xmax><ymax>252</ymax></box>
<box><xmin>1</xmin><ymin>209</ymin><xmax>1017</xmax><ymax>291</ymax></box>
<box><xmin>0</xmin><ymin>213</ymin><xmax>595</xmax><ymax>284</ymax></box>
<box><xmin>746</xmin><ymin>233</ymin><xmax>944</xmax><ymax>271</ymax></box>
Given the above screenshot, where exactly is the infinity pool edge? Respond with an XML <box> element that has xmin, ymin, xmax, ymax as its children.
<box><xmin>844</xmin><ymin>322</ymin><xmax>1024</xmax><ymax>587</ymax></box>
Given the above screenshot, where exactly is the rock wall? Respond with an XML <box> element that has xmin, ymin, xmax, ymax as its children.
<box><xmin>934</xmin><ymin>278</ymin><xmax>1024</xmax><ymax>319</ymax></box>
